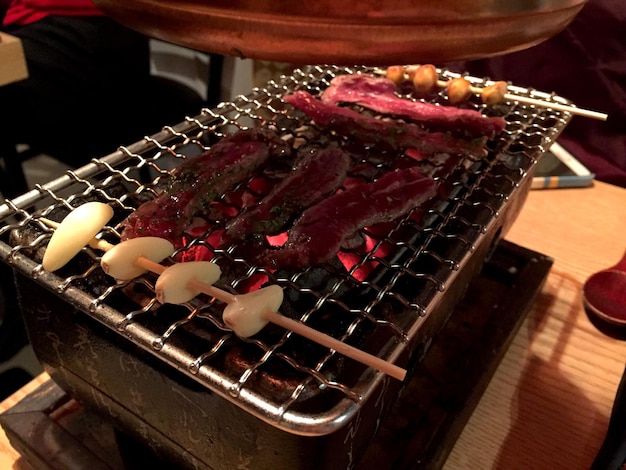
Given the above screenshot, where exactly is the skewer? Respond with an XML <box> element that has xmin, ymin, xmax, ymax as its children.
<box><xmin>461</xmin><ymin>81</ymin><xmax>608</xmax><ymax>121</ymax></box>
<box><xmin>262</xmin><ymin>310</ymin><xmax>406</xmax><ymax>381</ymax></box>
<box><xmin>39</xmin><ymin>209</ymin><xmax>407</xmax><ymax>381</ymax></box>
<box><xmin>375</xmin><ymin>66</ymin><xmax>608</xmax><ymax>121</ymax></box>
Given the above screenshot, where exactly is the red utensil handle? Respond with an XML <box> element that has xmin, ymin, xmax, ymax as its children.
<box><xmin>591</xmin><ymin>364</ymin><xmax>626</xmax><ymax>470</ymax></box>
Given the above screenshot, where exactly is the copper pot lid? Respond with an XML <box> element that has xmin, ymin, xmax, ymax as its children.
<box><xmin>94</xmin><ymin>0</ymin><xmax>587</xmax><ymax>64</ymax></box>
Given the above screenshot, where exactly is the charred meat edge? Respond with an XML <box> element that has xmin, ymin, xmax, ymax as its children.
<box><xmin>261</xmin><ymin>166</ymin><xmax>437</xmax><ymax>269</ymax></box>
<box><xmin>120</xmin><ymin>128</ymin><xmax>291</xmax><ymax>243</ymax></box>
<box><xmin>224</xmin><ymin>146</ymin><xmax>352</xmax><ymax>242</ymax></box>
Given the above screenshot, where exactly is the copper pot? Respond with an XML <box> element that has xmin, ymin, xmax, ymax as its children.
<box><xmin>94</xmin><ymin>0</ymin><xmax>587</xmax><ymax>65</ymax></box>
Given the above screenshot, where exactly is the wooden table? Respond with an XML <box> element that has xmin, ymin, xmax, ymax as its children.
<box><xmin>1</xmin><ymin>180</ymin><xmax>625</xmax><ymax>469</ymax></box>
<box><xmin>0</xmin><ymin>32</ymin><xmax>28</xmax><ymax>86</ymax></box>
<box><xmin>446</xmin><ymin>180</ymin><xmax>626</xmax><ymax>469</ymax></box>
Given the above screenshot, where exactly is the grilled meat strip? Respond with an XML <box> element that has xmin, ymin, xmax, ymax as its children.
<box><xmin>322</xmin><ymin>74</ymin><xmax>507</xmax><ymax>137</ymax></box>
<box><xmin>261</xmin><ymin>166</ymin><xmax>437</xmax><ymax>269</ymax></box>
<box><xmin>284</xmin><ymin>91</ymin><xmax>486</xmax><ymax>156</ymax></box>
<box><xmin>224</xmin><ymin>146</ymin><xmax>352</xmax><ymax>241</ymax></box>
<box><xmin>120</xmin><ymin>128</ymin><xmax>291</xmax><ymax>243</ymax></box>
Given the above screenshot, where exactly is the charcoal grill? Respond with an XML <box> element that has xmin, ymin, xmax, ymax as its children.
<box><xmin>0</xmin><ymin>65</ymin><xmax>571</xmax><ymax>469</ymax></box>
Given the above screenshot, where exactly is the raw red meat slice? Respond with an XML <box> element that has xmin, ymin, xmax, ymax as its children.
<box><xmin>224</xmin><ymin>146</ymin><xmax>352</xmax><ymax>240</ymax></box>
<box><xmin>261</xmin><ymin>166</ymin><xmax>437</xmax><ymax>269</ymax></box>
<box><xmin>284</xmin><ymin>91</ymin><xmax>487</xmax><ymax>156</ymax></box>
<box><xmin>322</xmin><ymin>74</ymin><xmax>507</xmax><ymax>137</ymax></box>
<box><xmin>120</xmin><ymin>128</ymin><xmax>290</xmax><ymax>243</ymax></box>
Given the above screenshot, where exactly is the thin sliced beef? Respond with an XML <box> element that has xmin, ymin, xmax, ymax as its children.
<box><xmin>224</xmin><ymin>146</ymin><xmax>352</xmax><ymax>241</ymax></box>
<box><xmin>284</xmin><ymin>91</ymin><xmax>487</xmax><ymax>156</ymax></box>
<box><xmin>322</xmin><ymin>74</ymin><xmax>507</xmax><ymax>137</ymax></box>
<box><xmin>261</xmin><ymin>166</ymin><xmax>437</xmax><ymax>269</ymax></box>
<box><xmin>120</xmin><ymin>128</ymin><xmax>291</xmax><ymax>243</ymax></box>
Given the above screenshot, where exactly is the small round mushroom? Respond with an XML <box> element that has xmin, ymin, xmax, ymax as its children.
<box><xmin>42</xmin><ymin>202</ymin><xmax>114</xmax><ymax>272</ymax></box>
<box><xmin>385</xmin><ymin>65</ymin><xmax>406</xmax><ymax>85</ymax></box>
<box><xmin>446</xmin><ymin>77</ymin><xmax>473</xmax><ymax>104</ymax></box>
<box><xmin>481</xmin><ymin>81</ymin><xmax>508</xmax><ymax>105</ymax></box>
<box><xmin>100</xmin><ymin>237</ymin><xmax>174</xmax><ymax>281</ymax></box>
<box><xmin>155</xmin><ymin>261</ymin><xmax>222</xmax><ymax>304</ymax></box>
<box><xmin>412</xmin><ymin>64</ymin><xmax>438</xmax><ymax>93</ymax></box>
<box><xmin>222</xmin><ymin>285</ymin><xmax>284</xmax><ymax>338</ymax></box>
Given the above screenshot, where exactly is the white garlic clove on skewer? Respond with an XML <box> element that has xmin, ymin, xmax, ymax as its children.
<box><xmin>42</xmin><ymin>202</ymin><xmax>114</xmax><ymax>272</ymax></box>
<box><xmin>155</xmin><ymin>261</ymin><xmax>222</xmax><ymax>304</ymax></box>
<box><xmin>101</xmin><ymin>237</ymin><xmax>174</xmax><ymax>280</ymax></box>
<box><xmin>222</xmin><ymin>285</ymin><xmax>284</xmax><ymax>337</ymax></box>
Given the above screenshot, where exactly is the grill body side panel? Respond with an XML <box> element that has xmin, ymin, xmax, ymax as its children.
<box><xmin>16</xmin><ymin>271</ymin><xmax>400</xmax><ymax>470</ymax></box>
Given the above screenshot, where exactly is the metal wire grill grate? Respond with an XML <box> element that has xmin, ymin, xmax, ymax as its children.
<box><xmin>0</xmin><ymin>65</ymin><xmax>570</xmax><ymax>435</ymax></box>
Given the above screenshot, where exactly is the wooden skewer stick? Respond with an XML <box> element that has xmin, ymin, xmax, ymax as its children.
<box><xmin>374</xmin><ymin>67</ymin><xmax>608</xmax><ymax>121</ymax></box>
<box><xmin>135</xmin><ymin>257</ymin><xmax>407</xmax><ymax>381</ymax></box>
<box><xmin>40</xmin><ymin>218</ymin><xmax>407</xmax><ymax>381</ymax></box>
<box><xmin>453</xmin><ymin>80</ymin><xmax>608</xmax><ymax>121</ymax></box>
<box><xmin>263</xmin><ymin>310</ymin><xmax>407</xmax><ymax>381</ymax></box>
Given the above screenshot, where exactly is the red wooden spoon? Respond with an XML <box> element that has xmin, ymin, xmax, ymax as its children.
<box><xmin>584</xmin><ymin>250</ymin><xmax>626</xmax><ymax>469</ymax></box>
<box><xmin>583</xmin><ymin>249</ymin><xmax>626</xmax><ymax>326</ymax></box>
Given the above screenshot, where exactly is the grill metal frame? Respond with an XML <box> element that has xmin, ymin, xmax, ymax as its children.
<box><xmin>0</xmin><ymin>65</ymin><xmax>571</xmax><ymax>443</ymax></box>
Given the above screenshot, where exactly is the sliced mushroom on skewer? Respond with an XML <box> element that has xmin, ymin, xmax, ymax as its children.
<box><xmin>223</xmin><ymin>285</ymin><xmax>283</xmax><ymax>338</ymax></box>
<box><xmin>38</xmin><ymin>204</ymin><xmax>408</xmax><ymax>381</ymax></box>
<box><xmin>42</xmin><ymin>201</ymin><xmax>114</xmax><ymax>272</ymax></box>
<box><xmin>156</xmin><ymin>261</ymin><xmax>222</xmax><ymax>304</ymax></box>
<box><xmin>100</xmin><ymin>237</ymin><xmax>175</xmax><ymax>281</ymax></box>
